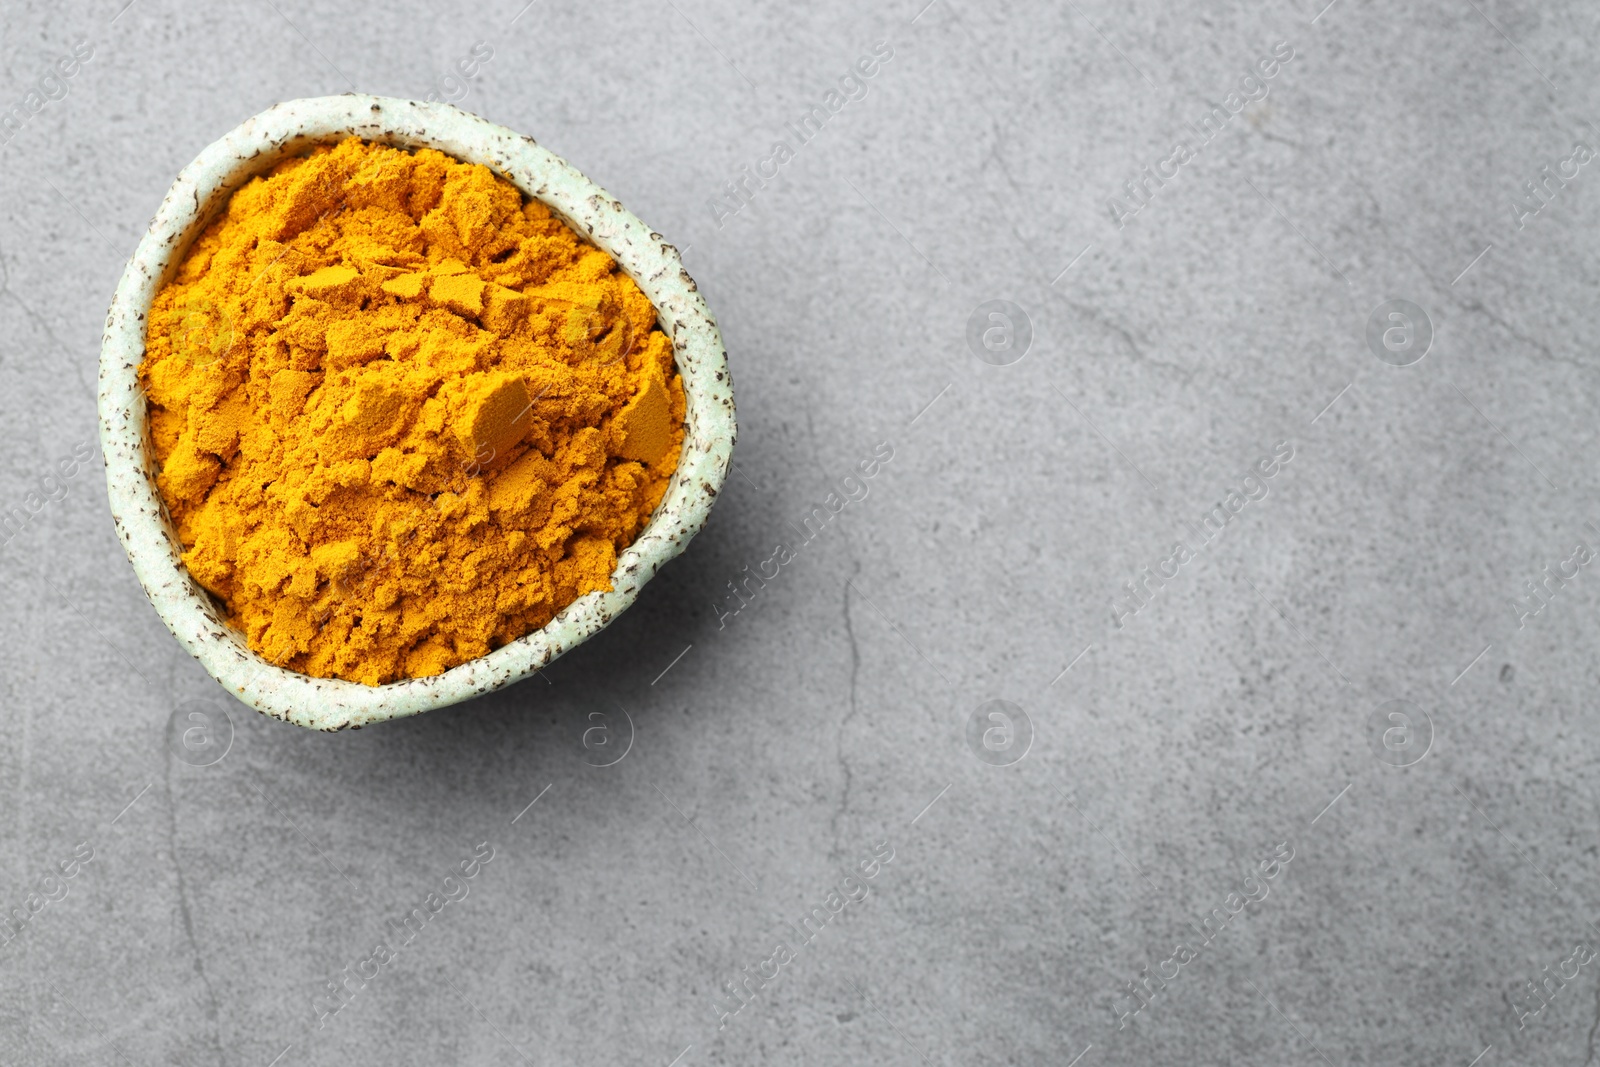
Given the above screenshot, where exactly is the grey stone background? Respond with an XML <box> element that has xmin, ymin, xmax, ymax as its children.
<box><xmin>2</xmin><ymin>0</ymin><xmax>1598</xmax><ymax>1063</ymax></box>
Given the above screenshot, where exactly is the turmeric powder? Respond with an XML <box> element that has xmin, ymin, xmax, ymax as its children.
<box><xmin>139</xmin><ymin>138</ymin><xmax>685</xmax><ymax>685</ymax></box>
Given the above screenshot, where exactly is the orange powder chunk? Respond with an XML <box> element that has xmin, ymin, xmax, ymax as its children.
<box><xmin>139</xmin><ymin>138</ymin><xmax>686</xmax><ymax>685</ymax></box>
<box><xmin>294</xmin><ymin>264</ymin><xmax>359</xmax><ymax>292</ymax></box>
<box><xmin>430</xmin><ymin>272</ymin><xmax>485</xmax><ymax>317</ymax></box>
<box><xmin>451</xmin><ymin>371</ymin><xmax>532</xmax><ymax>464</ymax></box>
<box><xmin>380</xmin><ymin>272</ymin><xmax>427</xmax><ymax>300</ymax></box>
<box><xmin>614</xmin><ymin>371</ymin><xmax>674</xmax><ymax>466</ymax></box>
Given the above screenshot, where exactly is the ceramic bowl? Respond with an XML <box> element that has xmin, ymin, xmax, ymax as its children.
<box><xmin>98</xmin><ymin>94</ymin><xmax>735</xmax><ymax>730</ymax></box>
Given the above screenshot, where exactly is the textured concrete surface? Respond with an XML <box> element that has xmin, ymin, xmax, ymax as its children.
<box><xmin>3</xmin><ymin>0</ymin><xmax>1600</xmax><ymax>1064</ymax></box>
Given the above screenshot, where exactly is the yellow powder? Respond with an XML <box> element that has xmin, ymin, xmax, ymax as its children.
<box><xmin>140</xmin><ymin>137</ymin><xmax>685</xmax><ymax>685</ymax></box>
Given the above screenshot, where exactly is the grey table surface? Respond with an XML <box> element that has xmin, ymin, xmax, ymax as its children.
<box><xmin>2</xmin><ymin>0</ymin><xmax>1598</xmax><ymax>1063</ymax></box>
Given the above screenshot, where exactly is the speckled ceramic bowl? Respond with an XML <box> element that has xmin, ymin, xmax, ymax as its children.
<box><xmin>98</xmin><ymin>95</ymin><xmax>734</xmax><ymax>730</ymax></box>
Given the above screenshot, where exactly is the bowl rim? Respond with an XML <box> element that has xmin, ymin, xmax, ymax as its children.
<box><xmin>97</xmin><ymin>94</ymin><xmax>734</xmax><ymax>731</ymax></box>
